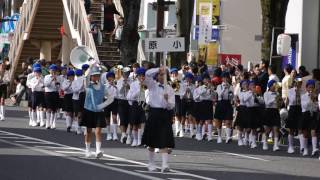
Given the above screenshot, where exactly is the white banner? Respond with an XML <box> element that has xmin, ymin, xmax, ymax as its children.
<box><xmin>199</xmin><ymin>2</ymin><xmax>212</xmax><ymax>44</ymax></box>
<box><xmin>144</xmin><ymin>37</ymin><xmax>185</xmax><ymax>52</ymax></box>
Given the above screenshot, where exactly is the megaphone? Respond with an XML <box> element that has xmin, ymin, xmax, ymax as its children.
<box><xmin>70</xmin><ymin>46</ymin><xmax>95</xmax><ymax>69</ymax></box>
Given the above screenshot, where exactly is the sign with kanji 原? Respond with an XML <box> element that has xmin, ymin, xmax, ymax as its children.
<box><xmin>144</xmin><ymin>38</ymin><xmax>185</xmax><ymax>52</ymax></box>
<box><xmin>219</xmin><ymin>54</ymin><xmax>242</xmax><ymax>67</ymax></box>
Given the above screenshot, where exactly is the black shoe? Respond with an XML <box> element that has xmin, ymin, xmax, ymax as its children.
<box><xmin>37</xmin><ymin>123</ymin><xmax>40</xmax><ymax>127</ymax></box>
<box><xmin>202</xmin><ymin>134</ymin><xmax>207</xmax><ymax>141</ymax></box>
<box><xmin>226</xmin><ymin>138</ymin><xmax>232</xmax><ymax>144</ymax></box>
<box><xmin>46</xmin><ymin>127</ymin><xmax>51</xmax><ymax>130</ymax></box>
<box><xmin>122</xmin><ymin>137</ymin><xmax>127</xmax><ymax>144</ymax></box>
<box><xmin>67</xmin><ymin>127</ymin><xmax>71</xmax><ymax>133</ymax></box>
<box><xmin>192</xmin><ymin>134</ymin><xmax>196</xmax><ymax>139</ymax></box>
<box><xmin>176</xmin><ymin>131</ymin><xmax>180</xmax><ymax>137</ymax></box>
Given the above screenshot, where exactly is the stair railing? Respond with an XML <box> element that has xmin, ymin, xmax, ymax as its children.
<box><xmin>62</xmin><ymin>0</ymin><xmax>99</xmax><ymax>62</ymax></box>
<box><xmin>8</xmin><ymin>0</ymin><xmax>40</xmax><ymax>87</ymax></box>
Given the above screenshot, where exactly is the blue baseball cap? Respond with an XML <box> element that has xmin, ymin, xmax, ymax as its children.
<box><xmin>67</xmin><ymin>70</ymin><xmax>75</xmax><ymax>77</ymax></box>
<box><xmin>267</xmin><ymin>80</ymin><xmax>276</xmax><ymax>89</ymax></box>
<box><xmin>49</xmin><ymin>64</ymin><xmax>58</xmax><ymax>71</ymax></box>
<box><xmin>136</xmin><ymin>68</ymin><xmax>146</xmax><ymax>76</ymax></box>
<box><xmin>184</xmin><ymin>73</ymin><xmax>194</xmax><ymax>80</ymax></box>
<box><xmin>170</xmin><ymin>68</ymin><xmax>178</xmax><ymax>74</ymax></box>
<box><xmin>33</xmin><ymin>67</ymin><xmax>42</xmax><ymax>73</ymax></box>
<box><xmin>306</xmin><ymin>79</ymin><xmax>316</xmax><ymax>87</ymax></box>
<box><xmin>75</xmin><ymin>69</ymin><xmax>83</xmax><ymax>76</ymax></box>
<box><xmin>32</xmin><ymin>63</ymin><xmax>41</xmax><ymax>69</ymax></box>
<box><xmin>82</xmin><ymin>64</ymin><xmax>89</xmax><ymax>71</ymax></box>
<box><xmin>106</xmin><ymin>71</ymin><xmax>115</xmax><ymax>78</ymax></box>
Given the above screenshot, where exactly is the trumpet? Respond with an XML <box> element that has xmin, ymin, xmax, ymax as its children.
<box><xmin>171</xmin><ymin>80</ymin><xmax>180</xmax><ymax>92</ymax></box>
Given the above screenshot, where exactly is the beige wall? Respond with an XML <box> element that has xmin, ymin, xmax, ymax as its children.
<box><xmin>220</xmin><ymin>0</ymin><xmax>262</xmax><ymax>67</ymax></box>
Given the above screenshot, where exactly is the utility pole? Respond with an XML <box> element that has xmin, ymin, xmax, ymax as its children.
<box><xmin>156</xmin><ymin>0</ymin><xmax>165</xmax><ymax>66</ymax></box>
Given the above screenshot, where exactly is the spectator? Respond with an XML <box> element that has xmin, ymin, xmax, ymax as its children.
<box><xmin>281</xmin><ymin>64</ymin><xmax>293</xmax><ymax>100</ymax></box>
<box><xmin>10</xmin><ymin>77</ymin><xmax>26</xmax><ymax>106</ymax></box>
<box><xmin>103</xmin><ymin>0</ymin><xmax>120</xmax><ymax>42</ymax></box>
<box><xmin>257</xmin><ymin>61</ymin><xmax>269</xmax><ymax>94</ymax></box>
<box><xmin>268</xmin><ymin>65</ymin><xmax>280</xmax><ymax>83</ymax></box>
<box><xmin>113</xmin><ymin>16</ymin><xmax>124</xmax><ymax>52</ymax></box>
<box><xmin>88</xmin><ymin>14</ymin><xmax>99</xmax><ymax>45</ymax></box>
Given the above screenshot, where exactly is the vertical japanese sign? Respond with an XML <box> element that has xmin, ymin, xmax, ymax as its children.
<box><xmin>199</xmin><ymin>2</ymin><xmax>212</xmax><ymax>44</ymax></box>
<box><xmin>196</xmin><ymin>0</ymin><xmax>220</xmax><ymax>25</ymax></box>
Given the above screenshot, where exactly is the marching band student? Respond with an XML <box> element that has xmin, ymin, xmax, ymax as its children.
<box><xmin>300</xmin><ymin>79</ymin><xmax>319</xmax><ymax>156</ymax></box>
<box><xmin>245</xmin><ymin>81</ymin><xmax>263</xmax><ymax>149</ymax></box>
<box><xmin>262</xmin><ymin>80</ymin><xmax>281</xmax><ymax>151</ymax></box>
<box><xmin>127</xmin><ymin>68</ymin><xmax>147</xmax><ymax>146</ymax></box>
<box><xmin>44</xmin><ymin>64</ymin><xmax>61</xmax><ymax>129</ymax></box>
<box><xmin>72</xmin><ymin>69</ymin><xmax>86</xmax><ymax>134</ymax></box>
<box><xmin>29</xmin><ymin>67</ymin><xmax>45</xmax><ymax>127</ymax></box>
<box><xmin>58</xmin><ymin>66</ymin><xmax>67</xmax><ymax>119</ymax></box>
<box><xmin>80</xmin><ymin>65</ymin><xmax>114</xmax><ymax>158</ymax></box>
<box><xmin>193</xmin><ymin>77</ymin><xmax>203</xmax><ymax>140</ymax></box>
<box><xmin>26</xmin><ymin>63</ymin><xmax>41</xmax><ymax>125</ymax></box>
<box><xmin>0</xmin><ymin>61</ymin><xmax>10</xmax><ymax>121</ymax></box>
<box><xmin>235</xmin><ymin>80</ymin><xmax>249</xmax><ymax>146</ymax></box>
<box><xmin>62</xmin><ymin>70</ymin><xmax>75</xmax><ymax>132</ymax></box>
<box><xmin>104</xmin><ymin>71</ymin><xmax>118</xmax><ymax>141</ymax></box>
<box><xmin>214</xmin><ymin>72</ymin><xmax>234</xmax><ymax>143</ymax></box>
<box><xmin>117</xmin><ymin>67</ymin><xmax>132</xmax><ymax>143</ymax></box>
<box><xmin>194</xmin><ymin>73</ymin><xmax>214</xmax><ymax>141</ymax></box>
<box><xmin>142</xmin><ymin>66</ymin><xmax>175</xmax><ymax>172</ymax></box>
<box><xmin>179</xmin><ymin>73</ymin><xmax>195</xmax><ymax>138</ymax></box>
<box><xmin>286</xmin><ymin>78</ymin><xmax>303</xmax><ymax>154</ymax></box>
<box><xmin>171</xmin><ymin>68</ymin><xmax>184</xmax><ymax>137</ymax></box>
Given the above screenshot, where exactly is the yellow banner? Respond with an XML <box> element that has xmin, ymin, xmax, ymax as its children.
<box><xmin>206</xmin><ymin>42</ymin><xmax>218</xmax><ymax>65</ymax></box>
<box><xmin>197</xmin><ymin>0</ymin><xmax>220</xmax><ymax>16</ymax></box>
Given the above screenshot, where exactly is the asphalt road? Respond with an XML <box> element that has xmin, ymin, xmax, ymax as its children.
<box><xmin>0</xmin><ymin>107</ymin><xmax>320</xmax><ymax>180</ymax></box>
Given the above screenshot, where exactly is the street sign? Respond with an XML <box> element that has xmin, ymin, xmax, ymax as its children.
<box><xmin>144</xmin><ymin>37</ymin><xmax>185</xmax><ymax>52</ymax></box>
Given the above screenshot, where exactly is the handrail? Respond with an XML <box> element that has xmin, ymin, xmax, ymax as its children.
<box><xmin>8</xmin><ymin>0</ymin><xmax>40</xmax><ymax>86</ymax></box>
<box><xmin>62</xmin><ymin>0</ymin><xmax>99</xmax><ymax>62</ymax></box>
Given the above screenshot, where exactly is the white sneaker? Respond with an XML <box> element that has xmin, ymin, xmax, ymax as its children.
<box><xmin>207</xmin><ymin>135</ymin><xmax>213</xmax><ymax>142</ymax></box>
<box><xmin>0</xmin><ymin>115</ymin><xmax>4</xmax><ymax>121</ymax></box>
<box><xmin>106</xmin><ymin>134</ymin><xmax>112</xmax><ymax>141</ymax></box>
<box><xmin>131</xmin><ymin>139</ymin><xmax>138</xmax><ymax>147</ymax></box>
<box><xmin>31</xmin><ymin>121</ymin><xmax>37</xmax><ymax>127</ymax></box>
<box><xmin>137</xmin><ymin>139</ymin><xmax>142</xmax><ymax>146</ymax></box>
<box><xmin>96</xmin><ymin>151</ymin><xmax>103</xmax><ymax>159</ymax></box>
<box><xmin>238</xmin><ymin>139</ymin><xmax>244</xmax><ymax>146</ymax></box>
<box><xmin>243</xmin><ymin>139</ymin><xmax>248</xmax><ymax>146</ymax></box>
<box><xmin>312</xmin><ymin>148</ymin><xmax>319</xmax><ymax>156</ymax></box>
<box><xmin>161</xmin><ymin>166</ymin><xmax>170</xmax><ymax>173</ymax></box>
<box><xmin>126</xmin><ymin>136</ymin><xmax>132</xmax><ymax>145</ymax></box>
<box><xmin>217</xmin><ymin>137</ymin><xmax>222</xmax><ymax>144</ymax></box>
<box><xmin>85</xmin><ymin>151</ymin><xmax>92</xmax><ymax>158</ymax></box>
<box><xmin>120</xmin><ymin>134</ymin><xmax>126</xmax><ymax>143</ymax></box>
<box><xmin>273</xmin><ymin>144</ymin><xmax>280</xmax><ymax>151</ymax></box>
<box><xmin>303</xmin><ymin>148</ymin><xmax>309</xmax><ymax>156</ymax></box>
<box><xmin>76</xmin><ymin>127</ymin><xmax>82</xmax><ymax>135</ymax></box>
<box><xmin>148</xmin><ymin>164</ymin><xmax>157</xmax><ymax>172</ymax></box>
<box><xmin>287</xmin><ymin>146</ymin><xmax>295</xmax><ymax>154</ymax></box>
<box><xmin>195</xmin><ymin>133</ymin><xmax>202</xmax><ymax>141</ymax></box>
<box><xmin>40</xmin><ymin>122</ymin><xmax>45</xmax><ymax>127</ymax></box>
<box><xmin>179</xmin><ymin>131</ymin><xmax>184</xmax><ymax>138</ymax></box>
<box><xmin>29</xmin><ymin>120</ymin><xmax>33</xmax><ymax>126</ymax></box>
<box><xmin>251</xmin><ymin>142</ymin><xmax>257</xmax><ymax>149</ymax></box>
<box><xmin>263</xmin><ymin>142</ymin><xmax>268</xmax><ymax>150</ymax></box>
<box><xmin>225</xmin><ymin>137</ymin><xmax>232</xmax><ymax>144</ymax></box>
<box><xmin>112</xmin><ymin>133</ymin><xmax>118</xmax><ymax>141</ymax></box>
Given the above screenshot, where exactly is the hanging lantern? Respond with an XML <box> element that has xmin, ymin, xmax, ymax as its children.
<box><xmin>277</xmin><ymin>34</ymin><xmax>291</xmax><ymax>56</ymax></box>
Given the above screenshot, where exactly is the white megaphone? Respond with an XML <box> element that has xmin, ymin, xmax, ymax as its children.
<box><xmin>70</xmin><ymin>46</ymin><xmax>96</xmax><ymax>69</ymax></box>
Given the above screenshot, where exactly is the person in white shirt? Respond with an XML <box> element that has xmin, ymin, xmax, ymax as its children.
<box><xmin>170</xmin><ymin>68</ymin><xmax>184</xmax><ymax>137</ymax></box>
<box><xmin>246</xmin><ymin>81</ymin><xmax>264</xmax><ymax>149</ymax></box>
<box><xmin>104</xmin><ymin>71</ymin><xmax>118</xmax><ymax>141</ymax></box>
<box><xmin>234</xmin><ymin>80</ymin><xmax>249</xmax><ymax>146</ymax></box>
<box><xmin>281</xmin><ymin>65</ymin><xmax>293</xmax><ymax>102</ymax></box>
<box><xmin>117</xmin><ymin>67</ymin><xmax>132</xmax><ymax>144</ymax></box>
<box><xmin>142</xmin><ymin>66</ymin><xmax>175</xmax><ymax>173</ymax></box>
<box><xmin>262</xmin><ymin>80</ymin><xmax>281</xmax><ymax>151</ymax></box>
<box><xmin>28</xmin><ymin>67</ymin><xmax>45</xmax><ymax>126</ymax></box>
<box><xmin>62</xmin><ymin>70</ymin><xmax>75</xmax><ymax>132</ymax></box>
<box><xmin>44</xmin><ymin>64</ymin><xmax>61</xmax><ymax>129</ymax></box>
<box><xmin>193</xmin><ymin>73</ymin><xmax>214</xmax><ymax>141</ymax></box>
<box><xmin>127</xmin><ymin>68</ymin><xmax>147</xmax><ymax>147</ymax></box>
<box><xmin>286</xmin><ymin>78</ymin><xmax>303</xmax><ymax>154</ymax></box>
<box><xmin>179</xmin><ymin>73</ymin><xmax>195</xmax><ymax>138</ymax></box>
<box><xmin>72</xmin><ymin>69</ymin><xmax>86</xmax><ymax>135</ymax></box>
<box><xmin>300</xmin><ymin>79</ymin><xmax>319</xmax><ymax>156</ymax></box>
<box><xmin>0</xmin><ymin>61</ymin><xmax>10</xmax><ymax>121</ymax></box>
<box><xmin>214</xmin><ymin>72</ymin><xmax>234</xmax><ymax>144</ymax></box>
<box><xmin>26</xmin><ymin>63</ymin><xmax>41</xmax><ymax>124</ymax></box>
<box><xmin>268</xmin><ymin>66</ymin><xmax>280</xmax><ymax>83</ymax></box>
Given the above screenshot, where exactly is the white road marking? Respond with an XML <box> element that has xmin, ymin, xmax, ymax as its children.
<box><xmin>0</xmin><ymin>130</ymin><xmax>217</xmax><ymax>180</ymax></box>
<box><xmin>105</xmin><ymin>163</ymin><xmax>145</xmax><ymax>168</ymax></box>
<box><xmin>34</xmin><ymin>146</ymin><xmax>81</xmax><ymax>150</ymax></box>
<box><xmin>135</xmin><ymin>170</ymin><xmax>180</xmax><ymax>175</ymax></box>
<box><xmin>14</xmin><ymin>140</ymin><xmax>54</xmax><ymax>144</ymax></box>
<box><xmin>0</xmin><ymin>138</ymin><xmax>164</xmax><ymax>180</ymax></box>
<box><xmin>214</xmin><ymin>150</ymin><xmax>270</xmax><ymax>162</ymax></box>
<box><xmin>55</xmin><ymin>150</ymin><xmax>85</xmax><ymax>154</ymax></box>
